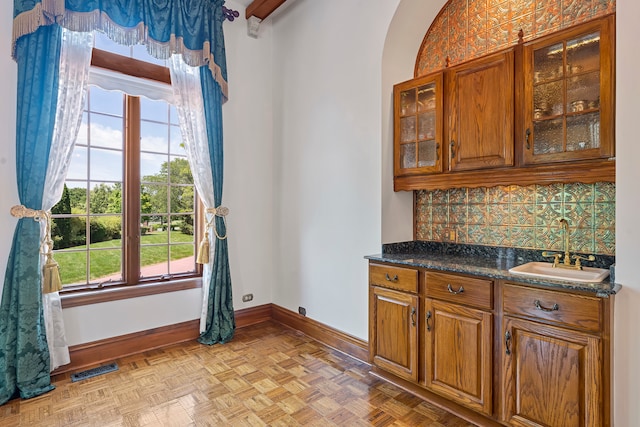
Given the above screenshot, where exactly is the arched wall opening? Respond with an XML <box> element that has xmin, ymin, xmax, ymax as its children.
<box><xmin>381</xmin><ymin>1</ymin><xmax>640</xmax><ymax>425</ymax></box>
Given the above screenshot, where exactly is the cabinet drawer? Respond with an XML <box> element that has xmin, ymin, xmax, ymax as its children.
<box><xmin>503</xmin><ymin>283</ymin><xmax>602</xmax><ymax>332</ymax></box>
<box><xmin>369</xmin><ymin>264</ymin><xmax>418</xmax><ymax>293</ymax></box>
<box><xmin>425</xmin><ymin>271</ymin><xmax>493</xmax><ymax>310</ymax></box>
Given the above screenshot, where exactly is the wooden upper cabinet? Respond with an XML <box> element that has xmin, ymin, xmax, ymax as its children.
<box><xmin>447</xmin><ymin>50</ymin><xmax>515</xmax><ymax>171</ymax></box>
<box><xmin>392</xmin><ymin>16</ymin><xmax>615</xmax><ymax>191</ymax></box>
<box><xmin>522</xmin><ymin>15</ymin><xmax>615</xmax><ymax>165</ymax></box>
<box><xmin>394</xmin><ymin>73</ymin><xmax>444</xmax><ymax>177</ymax></box>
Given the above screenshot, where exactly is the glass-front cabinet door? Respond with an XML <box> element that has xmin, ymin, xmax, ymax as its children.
<box><xmin>522</xmin><ymin>16</ymin><xmax>614</xmax><ymax>165</ymax></box>
<box><xmin>393</xmin><ymin>73</ymin><xmax>443</xmax><ymax>176</ymax></box>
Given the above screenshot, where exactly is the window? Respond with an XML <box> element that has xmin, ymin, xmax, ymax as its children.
<box><xmin>51</xmin><ymin>34</ymin><xmax>201</xmax><ymax>293</ymax></box>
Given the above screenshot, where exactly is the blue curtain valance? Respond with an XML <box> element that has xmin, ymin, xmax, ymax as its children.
<box><xmin>12</xmin><ymin>0</ymin><xmax>228</xmax><ymax>99</ymax></box>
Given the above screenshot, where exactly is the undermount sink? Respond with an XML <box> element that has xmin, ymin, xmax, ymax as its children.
<box><xmin>508</xmin><ymin>262</ymin><xmax>610</xmax><ymax>283</ymax></box>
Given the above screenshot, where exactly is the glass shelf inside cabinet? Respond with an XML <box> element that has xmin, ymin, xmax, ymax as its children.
<box><xmin>532</xmin><ymin>30</ymin><xmax>601</xmax><ymax>155</ymax></box>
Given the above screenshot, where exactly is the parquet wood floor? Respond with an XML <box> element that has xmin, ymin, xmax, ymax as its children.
<box><xmin>0</xmin><ymin>321</ymin><xmax>475</xmax><ymax>426</ymax></box>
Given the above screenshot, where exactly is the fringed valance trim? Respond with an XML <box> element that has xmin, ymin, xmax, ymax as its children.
<box><xmin>12</xmin><ymin>5</ymin><xmax>228</xmax><ymax>100</ymax></box>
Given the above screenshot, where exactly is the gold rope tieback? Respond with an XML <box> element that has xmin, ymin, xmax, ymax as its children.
<box><xmin>196</xmin><ymin>205</ymin><xmax>229</xmax><ymax>265</ymax></box>
<box><xmin>10</xmin><ymin>204</ymin><xmax>63</xmax><ymax>293</ymax></box>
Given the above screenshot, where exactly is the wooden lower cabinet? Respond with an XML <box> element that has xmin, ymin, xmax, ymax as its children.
<box><xmin>368</xmin><ymin>262</ymin><xmax>612</xmax><ymax>427</ymax></box>
<box><xmin>369</xmin><ymin>285</ymin><xmax>419</xmax><ymax>382</ymax></box>
<box><xmin>424</xmin><ymin>298</ymin><xmax>493</xmax><ymax>415</ymax></box>
<box><xmin>501</xmin><ymin>315</ymin><xmax>603</xmax><ymax>427</ymax></box>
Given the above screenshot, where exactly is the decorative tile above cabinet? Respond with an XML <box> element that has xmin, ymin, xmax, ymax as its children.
<box><xmin>416</xmin><ymin>0</ymin><xmax>616</xmax><ymax>77</ymax></box>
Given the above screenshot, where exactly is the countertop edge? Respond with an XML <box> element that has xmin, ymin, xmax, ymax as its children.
<box><xmin>365</xmin><ymin>253</ymin><xmax>621</xmax><ymax>296</ymax></box>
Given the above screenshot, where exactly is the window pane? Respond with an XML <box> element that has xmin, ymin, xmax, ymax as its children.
<box><xmin>140</xmin><ymin>152</ymin><xmax>169</xmax><ymax>180</ymax></box>
<box><xmin>169</xmin><ymin>105</ymin><xmax>180</xmax><ymax>125</ymax></box>
<box><xmin>169</xmin><ymin>245</ymin><xmax>195</xmax><ymax>275</ymax></box>
<box><xmin>88</xmin><ymin>215</ymin><xmax>122</xmax><ymax>245</ymax></box>
<box><xmin>76</xmin><ymin>112</ymin><xmax>88</xmax><ymax>146</ymax></box>
<box><xmin>56</xmin><ymin>250</ymin><xmax>87</xmax><ymax>286</ymax></box>
<box><xmin>141</xmin><ymin>184</ymin><xmax>168</xmax><ymax>214</ymax></box>
<box><xmin>66</xmin><ymin>146</ymin><xmax>88</xmax><ymax>180</ymax></box>
<box><xmin>170</xmin><ymin>125</ymin><xmax>185</xmax><ymax>155</ymax></box>
<box><xmin>90</xmin><ymin>249</ymin><xmax>122</xmax><ymax>283</ymax></box>
<box><xmin>89</xmin><ymin>86</ymin><xmax>124</xmax><ymax>116</ymax></box>
<box><xmin>170</xmin><ymin>214</ymin><xmax>195</xmax><ymax>240</ymax></box>
<box><xmin>141</xmin><ymin>97</ymin><xmax>169</xmax><ymax>121</ymax></box>
<box><xmin>89</xmin><ymin>113</ymin><xmax>124</xmax><ymax>149</ymax></box>
<box><xmin>89</xmin><ymin>148</ymin><xmax>123</xmax><ymax>182</ymax></box>
<box><xmin>140</xmin><ymin>121</ymin><xmax>169</xmax><ymax>153</ymax></box>
<box><xmin>64</xmin><ymin>182</ymin><xmax>88</xmax><ymax>215</ymax></box>
<box><xmin>89</xmin><ymin>183</ymin><xmax>123</xmax><ymax>214</ymax></box>
<box><xmin>141</xmin><ymin>219</ymin><xmax>169</xmax><ymax>244</ymax></box>
<box><xmin>140</xmin><ymin>246</ymin><xmax>169</xmax><ymax>278</ymax></box>
<box><xmin>170</xmin><ymin>186</ymin><xmax>195</xmax><ymax>213</ymax></box>
<box><xmin>169</xmin><ymin>157</ymin><xmax>193</xmax><ymax>184</ymax></box>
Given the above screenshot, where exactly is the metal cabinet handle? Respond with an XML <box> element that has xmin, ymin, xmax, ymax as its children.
<box><xmin>447</xmin><ymin>284</ymin><xmax>464</xmax><ymax>295</ymax></box>
<box><xmin>385</xmin><ymin>273</ymin><xmax>398</xmax><ymax>283</ymax></box>
<box><xmin>436</xmin><ymin>142</ymin><xmax>440</xmax><ymax>161</ymax></box>
<box><xmin>450</xmin><ymin>140</ymin><xmax>456</xmax><ymax>158</ymax></box>
<box><xmin>534</xmin><ymin>300</ymin><xmax>559</xmax><ymax>312</ymax></box>
<box><xmin>505</xmin><ymin>330</ymin><xmax>512</xmax><ymax>355</ymax></box>
<box><xmin>426</xmin><ymin>310</ymin><xmax>432</xmax><ymax>332</ymax></box>
<box><xmin>410</xmin><ymin>307</ymin><xmax>416</xmax><ymax>327</ymax></box>
<box><xmin>525</xmin><ymin>128</ymin><xmax>531</xmax><ymax>150</ymax></box>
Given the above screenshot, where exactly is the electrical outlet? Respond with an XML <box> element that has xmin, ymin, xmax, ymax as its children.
<box><xmin>242</xmin><ymin>293</ymin><xmax>253</xmax><ymax>302</ymax></box>
<box><xmin>298</xmin><ymin>306</ymin><xmax>306</xmax><ymax>316</ymax></box>
<box><xmin>443</xmin><ymin>228</ymin><xmax>457</xmax><ymax>242</ymax></box>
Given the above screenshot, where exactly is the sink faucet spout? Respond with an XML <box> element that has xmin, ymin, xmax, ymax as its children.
<box><xmin>560</xmin><ymin>218</ymin><xmax>570</xmax><ymax>266</ymax></box>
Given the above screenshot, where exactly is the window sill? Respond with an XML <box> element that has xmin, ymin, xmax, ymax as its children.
<box><xmin>60</xmin><ymin>277</ymin><xmax>202</xmax><ymax>309</ymax></box>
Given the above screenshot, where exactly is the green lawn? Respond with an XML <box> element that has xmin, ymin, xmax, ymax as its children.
<box><xmin>55</xmin><ymin>232</ymin><xmax>195</xmax><ymax>285</ymax></box>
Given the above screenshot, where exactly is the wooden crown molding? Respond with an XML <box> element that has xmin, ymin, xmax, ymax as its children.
<box><xmin>245</xmin><ymin>0</ymin><xmax>287</xmax><ymax>20</ymax></box>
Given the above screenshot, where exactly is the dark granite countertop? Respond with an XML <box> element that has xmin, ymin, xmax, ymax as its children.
<box><xmin>365</xmin><ymin>241</ymin><xmax>621</xmax><ymax>297</ymax></box>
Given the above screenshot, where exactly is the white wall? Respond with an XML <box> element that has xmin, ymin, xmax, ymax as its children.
<box><xmin>381</xmin><ymin>0</ymin><xmax>447</xmax><ymax>244</ymax></box>
<box><xmin>0</xmin><ymin>0</ymin><xmax>276</xmax><ymax>345</ymax></box>
<box><xmin>613</xmin><ymin>0</ymin><xmax>640</xmax><ymax>425</ymax></box>
<box><xmin>270</xmin><ymin>0</ymin><xmax>401</xmax><ymax>339</ymax></box>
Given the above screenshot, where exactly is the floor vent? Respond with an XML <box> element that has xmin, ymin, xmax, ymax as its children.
<box><xmin>70</xmin><ymin>362</ymin><xmax>119</xmax><ymax>382</ymax></box>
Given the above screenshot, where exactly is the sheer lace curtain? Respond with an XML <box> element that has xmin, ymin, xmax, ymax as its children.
<box><xmin>41</xmin><ymin>28</ymin><xmax>94</xmax><ymax>370</ymax></box>
<box><xmin>168</xmin><ymin>55</ymin><xmax>216</xmax><ymax>332</ymax></box>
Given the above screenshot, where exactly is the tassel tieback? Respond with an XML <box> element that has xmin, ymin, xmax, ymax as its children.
<box><xmin>196</xmin><ymin>205</ymin><xmax>229</xmax><ymax>265</ymax></box>
<box><xmin>10</xmin><ymin>204</ymin><xmax>63</xmax><ymax>293</ymax></box>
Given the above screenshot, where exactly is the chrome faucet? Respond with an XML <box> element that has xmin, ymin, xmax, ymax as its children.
<box><xmin>542</xmin><ymin>218</ymin><xmax>595</xmax><ymax>270</ymax></box>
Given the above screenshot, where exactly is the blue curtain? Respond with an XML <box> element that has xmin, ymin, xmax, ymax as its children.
<box><xmin>198</xmin><ymin>68</ymin><xmax>235</xmax><ymax>345</ymax></box>
<box><xmin>4</xmin><ymin>1</ymin><xmax>232</xmax><ymax>403</ymax></box>
<box><xmin>0</xmin><ymin>24</ymin><xmax>62</xmax><ymax>405</ymax></box>
<box><xmin>13</xmin><ymin>0</ymin><xmax>228</xmax><ymax>99</ymax></box>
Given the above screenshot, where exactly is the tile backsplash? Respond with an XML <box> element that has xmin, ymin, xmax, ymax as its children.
<box><xmin>415</xmin><ymin>183</ymin><xmax>615</xmax><ymax>255</ymax></box>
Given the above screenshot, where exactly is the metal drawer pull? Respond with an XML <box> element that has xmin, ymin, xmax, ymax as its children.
<box><xmin>385</xmin><ymin>273</ymin><xmax>399</xmax><ymax>282</ymax></box>
<box><xmin>411</xmin><ymin>307</ymin><xmax>416</xmax><ymax>327</ymax></box>
<box><xmin>534</xmin><ymin>300</ymin><xmax>559</xmax><ymax>312</ymax></box>
<box><xmin>447</xmin><ymin>284</ymin><xmax>464</xmax><ymax>294</ymax></box>
<box><xmin>505</xmin><ymin>330</ymin><xmax>512</xmax><ymax>355</ymax></box>
<box><xmin>426</xmin><ymin>310</ymin><xmax>432</xmax><ymax>332</ymax></box>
